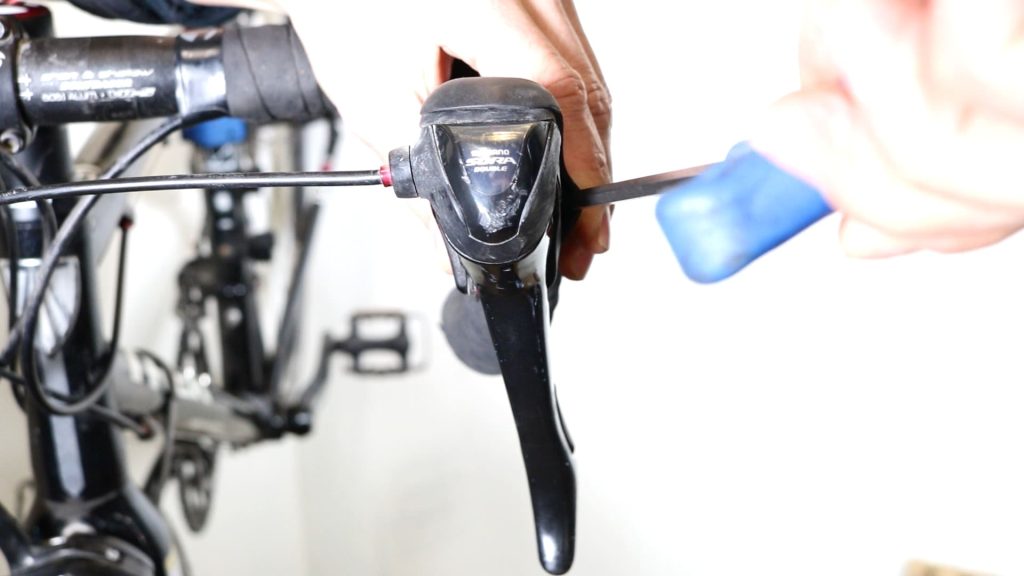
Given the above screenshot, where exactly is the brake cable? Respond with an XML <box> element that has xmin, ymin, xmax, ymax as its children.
<box><xmin>0</xmin><ymin>169</ymin><xmax>384</xmax><ymax>205</ymax></box>
<box><xmin>12</xmin><ymin>115</ymin><xmax>197</xmax><ymax>415</ymax></box>
<box><xmin>5</xmin><ymin>114</ymin><xmax>383</xmax><ymax>417</ymax></box>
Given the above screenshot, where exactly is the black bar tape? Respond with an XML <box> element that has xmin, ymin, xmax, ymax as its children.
<box><xmin>222</xmin><ymin>24</ymin><xmax>333</xmax><ymax>124</ymax></box>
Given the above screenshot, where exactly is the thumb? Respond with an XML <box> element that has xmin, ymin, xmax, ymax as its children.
<box><xmin>748</xmin><ymin>88</ymin><xmax>1013</xmax><ymax>258</ymax></box>
<box><xmin>748</xmin><ymin>88</ymin><xmax>855</xmax><ymax>208</ymax></box>
<box><xmin>749</xmin><ymin>89</ymin><xmax>917</xmax><ymax>258</ymax></box>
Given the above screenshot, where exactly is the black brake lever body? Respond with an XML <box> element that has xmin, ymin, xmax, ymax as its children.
<box><xmin>389</xmin><ymin>77</ymin><xmax>576</xmax><ymax>574</ymax></box>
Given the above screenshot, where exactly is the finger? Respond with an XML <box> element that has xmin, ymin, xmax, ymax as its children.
<box><xmin>560</xmin><ymin>238</ymin><xmax>595</xmax><ymax>281</ymax></box>
<box><xmin>560</xmin><ymin>0</ymin><xmax>609</xmax><ymax>86</ymax></box>
<box><xmin>562</xmin><ymin>0</ymin><xmax>612</xmax><ymax>162</ymax></box>
<box><xmin>797</xmin><ymin>0</ymin><xmax>925</xmax><ymax>86</ymax></box>
<box><xmin>562</xmin><ymin>206</ymin><xmax>606</xmax><ymax>282</ymax></box>
<box><xmin>523</xmin><ymin>0</ymin><xmax>612</xmax><ymax>156</ymax></box>
<box><xmin>751</xmin><ymin>89</ymin><xmax>1024</xmax><ymax>240</ymax></box>
<box><xmin>513</xmin><ymin>0</ymin><xmax>613</xmax><ymax>275</ymax></box>
<box><xmin>809</xmin><ymin>0</ymin><xmax>1024</xmax><ymax>212</ymax></box>
<box><xmin>867</xmin><ymin>102</ymin><xmax>1024</xmax><ymax>214</ymax></box>
<box><xmin>437</xmin><ymin>1</ymin><xmax>610</xmax><ymax>189</ymax></box>
<box><xmin>560</xmin><ymin>205</ymin><xmax>609</xmax><ymax>280</ymax></box>
<box><xmin>510</xmin><ymin>1</ymin><xmax>613</xmax><ymax>274</ymax></box>
<box><xmin>927</xmin><ymin>0</ymin><xmax>1024</xmax><ymax>124</ymax></box>
<box><xmin>924</xmin><ymin>227</ymin><xmax>1018</xmax><ymax>254</ymax></box>
<box><xmin>837</xmin><ymin>217</ymin><xmax>919</xmax><ymax>258</ymax></box>
<box><xmin>434</xmin><ymin>1</ymin><xmax>612</xmax><ymax>278</ymax></box>
<box><xmin>757</xmin><ymin>0</ymin><xmax>1024</xmax><ymax>237</ymax></box>
<box><xmin>796</xmin><ymin>0</ymin><xmax>843</xmax><ymax>88</ymax></box>
<box><xmin>840</xmin><ymin>216</ymin><xmax>1018</xmax><ymax>257</ymax></box>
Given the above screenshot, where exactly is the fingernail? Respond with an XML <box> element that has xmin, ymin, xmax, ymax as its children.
<box><xmin>595</xmin><ymin>208</ymin><xmax>611</xmax><ymax>253</ymax></box>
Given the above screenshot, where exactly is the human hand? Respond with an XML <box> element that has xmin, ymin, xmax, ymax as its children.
<box><xmin>197</xmin><ymin>0</ymin><xmax>613</xmax><ymax>279</ymax></box>
<box><xmin>749</xmin><ymin>0</ymin><xmax>1024</xmax><ymax>258</ymax></box>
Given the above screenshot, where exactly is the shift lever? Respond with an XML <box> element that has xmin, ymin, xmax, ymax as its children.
<box><xmin>388</xmin><ymin>77</ymin><xmax>577</xmax><ymax>574</ymax></box>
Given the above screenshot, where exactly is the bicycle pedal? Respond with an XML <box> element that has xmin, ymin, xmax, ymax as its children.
<box><xmin>330</xmin><ymin>311</ymin><xmax>420</xmax><ymax>376</ymax></box>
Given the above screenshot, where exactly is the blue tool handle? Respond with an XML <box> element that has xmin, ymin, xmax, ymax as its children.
<box><xmin>656</xmin><ymin>143</ymin><xmax>833</xmax><ymax>283</ymax></box>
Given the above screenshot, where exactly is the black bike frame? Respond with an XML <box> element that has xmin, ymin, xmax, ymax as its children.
<box><xmin>0</xmin><ymin>14</ymin><xmax>318</xmax><ymax>574</ymax></box>
<box><xmin>4</xmin><ymin>113</ymin><xmax>321</xmax><ymax>576</ymax></box>
<box><xmin>188</xmin><ymin>126</ymin><xmax>318</xmax><ymax>401</ymax></box>
<box><xmin>16</xmin><ymin>120</ymin><xmax>176</xmax><ymax>572</ymax></box>
<box><xmin>205</xmin><ymin>184</ymin><xmax>269</xmax><ymax>396</ymax></box>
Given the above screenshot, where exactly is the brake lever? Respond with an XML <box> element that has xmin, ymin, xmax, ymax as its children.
<box><xmin>389</xmin><ymin>77</ymin><xmax>576</xmax><ymax>574</ymax></box>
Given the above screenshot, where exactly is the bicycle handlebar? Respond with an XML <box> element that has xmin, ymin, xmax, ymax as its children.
<box><xmin>2</xmin><ymin>22</ymin><xmax>330</xmax><ymax>140</ymax></box>
<box><xmin>1</xmin><ymin>17</ymin><xmax>582</xmax><ymax>573</ymax></box>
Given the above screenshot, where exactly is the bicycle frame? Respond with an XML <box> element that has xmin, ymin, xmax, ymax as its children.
<box><xmin>6</xmin><ymin>116</ymin><xmax>176</xmax><ymax>573</ymax></box>
<box><xmin>0</xmin><ymin>15</ymin><xmax>322</xmax><ymax>570</ymax></box>
<box><xmin>2</xmin><ymin>113</ymin><xmax>327</xmax><ymax>576</ymax></box>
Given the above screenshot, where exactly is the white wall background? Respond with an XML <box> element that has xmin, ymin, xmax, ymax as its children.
<box><xmin>4</xmin><ymin>2</ymin><xmax>1024</xmax><ymax>576</ymax></box>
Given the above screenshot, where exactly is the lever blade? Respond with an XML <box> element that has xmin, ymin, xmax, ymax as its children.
<box><xmin>478</xmin><ymin>276</ymin><xmax>576</xmax><ymax>575</ymax></box>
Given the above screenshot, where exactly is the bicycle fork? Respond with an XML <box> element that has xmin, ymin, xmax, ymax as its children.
<box><xmin>389</xmin><ymin>77</ymin><xmax>576</xmax><ymax>574</ymax></box>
